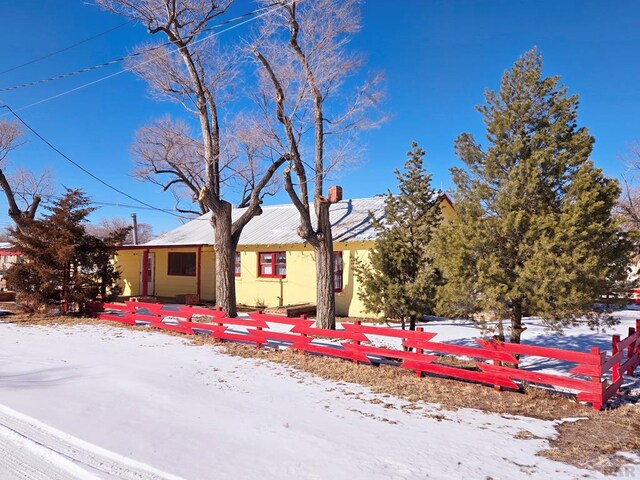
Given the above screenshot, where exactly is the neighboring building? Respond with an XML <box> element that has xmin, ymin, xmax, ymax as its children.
<box><xmin>114</xmin><ymin>195</ymin><xmax>456</xmax><ymax>317</ymax></box>
<box><xmin>0</xmin><ymin>242</ymin><xmax>22</xmax><ymax>291</ymax></box>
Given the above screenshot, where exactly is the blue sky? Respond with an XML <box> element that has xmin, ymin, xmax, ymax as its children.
<box><xmin>0</xmin><ymin>0</ymin><xmax>638</xmax><ymax>234</ymax></box>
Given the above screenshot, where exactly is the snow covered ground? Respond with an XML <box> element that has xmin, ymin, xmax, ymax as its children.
<box><xmin>1</xmin><ymin>311</ymin><xmax>639</xmax><ymax>479</ymax></box>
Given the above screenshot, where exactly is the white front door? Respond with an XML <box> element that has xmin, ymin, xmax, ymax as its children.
<box><xmin>139</xmin><ymin>252</ymin><xmax>155</xmax><ymax>296</ymax></box>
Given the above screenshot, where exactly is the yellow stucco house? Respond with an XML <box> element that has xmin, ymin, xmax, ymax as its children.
<box><xmin>114</xmin><ymin>195</ymin><xmax>456</xmax><ymax>317</ymax></box>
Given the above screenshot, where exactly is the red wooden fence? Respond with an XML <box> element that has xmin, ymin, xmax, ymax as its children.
<box><xmin>88</xmin><ymin>301</ymin><xmax>639</xmax><ymax>410</ymax></box>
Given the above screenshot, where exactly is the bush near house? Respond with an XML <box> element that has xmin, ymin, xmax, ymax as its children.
<box><xmin>354</xmin><ymin>143</ymin><xmax>443</xmax><ymax>331</ymax></box>
<box><xmin>5</xmin><ymin>188</ymin><xmax>128</xmax><ymax>314</ymax></box>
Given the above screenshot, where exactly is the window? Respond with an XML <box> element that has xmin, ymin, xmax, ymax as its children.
<box><xmin>235</xmin><ymin>252</ymin><xmax>241</xmax><ymax>277</ymax></box>
<box><xmin>334</xmin><ymin>251</ymin><xmax>344</xmax><ymax>292</ymax></box>
<box><xmin>259</xmin><ymin>252</ymin><xmax>286</xmax><ymax>278</ymax></box>
<box><xmin>167</xmin><ymin>252</ymin><xmax>196</xmax><ymax>276</ymax></box>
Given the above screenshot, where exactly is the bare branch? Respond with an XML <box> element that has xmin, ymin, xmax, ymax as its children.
<box><xmin>132</xmin><ymin>116</ymin><xmax>207</xmax><ymax>214</ymax></box>
<box><xmin>0</xmin><ymin>121</ymin><xmax>52</xmax><ymax>229</ymax></box>
<box><xmin>617</xmin><ymin>144</ymin><xmax>640</xmax><ymax>232</ymax></box>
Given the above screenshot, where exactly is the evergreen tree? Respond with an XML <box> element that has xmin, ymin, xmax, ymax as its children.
<box><xmin>6</xmin><ymin>188</ymin><xmax>128</xmax><ymax>314</ymax></box>
<box><xmin>432</xmin><ymin>49</ymin><xmax>632</xmax><ymax>343</ymax></box>
<box><xmin>354</xmin><ymin>143</ymin><xmax>442</xmax><ymax>330</ymax></box>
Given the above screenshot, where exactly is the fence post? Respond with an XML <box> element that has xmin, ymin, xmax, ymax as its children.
<box><xmin>627</xmin><ymin>327</ymin><xmax>636</xmax><ymax>375</ymax></box>
<box><xmin>635</xmin><ymin>320</ymin><xmax>640</xmax><ymax>373</ymax></box>
<box><xmin>591</xmin><ymin>346</ymin><xmax>603</xmax><ymax>410</ymax></box>
<box><xmin>415</xmin><ymin>327</ymin><xmax>424</xmax><ymax>378</ymax></box>
<box><xmin>492</xmin><ymin>335</ymin><xmax>503</xmax><ymax>391</ymax></box>
<box><xmin>612</xmin><ymin>334</ymin><xmax>621</xmax><ymax>392</ymax></box>
<box><xmin>354</xmin><ymin>320</ymin><xmax>362</xmax><ymax>365</ymax></box>
<box><xmin>300</xmin><ymin>314</ymin><xmax>308</xmax><ymax>355</ymax></box>
<box><xmin>216</xmin><ymin>321</ymin><xmax>224</xmax><ymax>343</ymax></box>
<box><xmin>255</xmin><ymin>325</ymin><xmax>263</xmax><ymax>349</ymax></box>
<box><xmin>126</xmin><ymin>302</ymin><xmax>136</xmax><ymax>325</ymax></box>
<box><xmin>416</xmin><ymin>327</ymin><xmax>424</xmax><ymax>355</ymax></box>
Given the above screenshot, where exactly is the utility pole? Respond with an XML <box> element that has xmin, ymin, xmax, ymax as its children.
<box><xmin>131</xmin><ymin>213</ymin><xmax>139</xmax><ymax>245</ymax></box>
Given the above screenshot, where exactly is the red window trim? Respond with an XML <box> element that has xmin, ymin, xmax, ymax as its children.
<box><xmin>258</xmin><ymin>251</ymin><xmax>286</xmax><ymax>278</ymax></box>
<box><xmin>334</xmin><ymin>251</ymin><xmax>344</xmax><ymax>293</ymax></box>
<box><xmin>167</xmin><ymin>251</ymin><xmax>197</xmax><ymax>277</ymax></box>
<box><xmin>235</xmin><ymin>251</ymin><xmax>241</xmax><ymax>277</ymax></box>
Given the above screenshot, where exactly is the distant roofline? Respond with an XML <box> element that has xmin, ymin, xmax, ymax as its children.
<box><xmin>117</xmin><ymin>243</ymin><xmax>211</xmax><ymax>250</ymax></box>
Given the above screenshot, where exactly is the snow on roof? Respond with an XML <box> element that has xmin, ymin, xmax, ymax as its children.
<box><xmin>0</xmin><ymin>242</ymin><xmax>15</xmax><ymax>250</ymax></box>
<box><xmin>144</xmin><ymin>196</ymin><xmax>387</xmax><ymax>247</ymax></box>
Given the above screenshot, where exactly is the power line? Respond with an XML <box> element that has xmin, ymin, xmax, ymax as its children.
<box><xmin>0</xmin><ymin>1</ymin><xmax>289</xmax><ymax>117</ymax></box>
<box><xmin>0</xmin><ymin>104</ymin><xmax>189</xmax><ymax>220</ymax></box>
<box><xmin>0</xmin><ymin>2</ymin><xmax>280</xmax><ymax>93</ymax></box>
<box><xmin>8</xmin><ymin>190</ymin><xmax>186</xmax><ymax>215</ymax></box>
<box><xmin>0</xmin><ymin>19</ymin><xmax>134</xmax><ymax>77</ymax></box>
<box><xmin>0</xmin><ymin>2</ymin><xmax>293</xmax><ymax>225</ymax></box>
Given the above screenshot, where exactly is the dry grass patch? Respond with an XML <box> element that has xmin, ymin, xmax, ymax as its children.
<box><xmin>539</xmin><ymin>405</ymin><xmax>640</xmax><ymax>475</ymax></box>
<box><xmin>432</xmin><ymin>354</ymin><xmax>479</xmax><ymax>370</ymax></box>
<box><xmin>208</xmin><ymin>340</ymin><xmax>589</xmax><ymax>420</ymax></box>
<box><xmin>4</xmin><ymin>312</ymin><xmax>99</xmax><ymax>327</ymax></box>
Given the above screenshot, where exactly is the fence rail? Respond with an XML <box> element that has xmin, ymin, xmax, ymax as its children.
<box><xmin>89</xmin><ymin>301</ymin><xmax>640</xmax><ymax>410</ymax></box>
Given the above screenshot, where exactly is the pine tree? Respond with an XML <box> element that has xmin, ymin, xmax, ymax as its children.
<box><xmin>432</xmin><ymin>48</ymin><xmax>633</xmax><ymax>343</ymax></box>
<box><xmin>6</xmin><ymin>188</ymin><xmax>128</xmax><ymax>314</ymax></box>
<box><xmin>354</xmin><ymin>143</ymin><xmax>442</xmax><ymax>330</ymax></box>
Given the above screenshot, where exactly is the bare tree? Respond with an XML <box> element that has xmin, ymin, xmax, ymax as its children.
<box><xmin>99</xmin><ymin>0</ymin><xmax>289</xmax><ymax>316</ymax></box>
<box><xmin>132</xmin><ymin>116</ymin><xmax>207</xmax><ymax>215</ymax></box>
<box><xmin>131</xmin><ymin>114</ymin><xmax>281</xmax><ymax>215</ymax></box>
<box><xmin>618</xmin><ymin>143</ymin><xmax>640</xmax><ymax>231</ymax></box>
<box><xmin>88</xmin><ymin>217</ymin><xmax>154</xmax><ymax>245</ymax></box>
<box><xmin>0</xmin><ymin>121</ymin><xmax>53</xmax><ymax>231</ymax></box>
<box><xmin>252</xmin><ymin>0</ymin><xmax>384</xmax><ymax>328</ymax></box>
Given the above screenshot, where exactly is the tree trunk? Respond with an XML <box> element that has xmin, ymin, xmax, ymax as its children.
<box><xmin>61</xmin><ymin>263</ymin><xmax>69</xmax><ymax>314</ymax></box>
<box><xmin>100</xmin><ymin>262</ymin><xmax>108</xmax><ymax>300</ymax></box>
<box><xmin>508</xmin><ymin>302</ymin><xmax>524</xmax><ymax>367</ymax></box>
<box><xmin>212</xmin><ymin>202</ymin><xmax>237</xmax><ymax>318</ymax></box>
<box><xmin>496</xmin><ymin>319</ymin><xmax>505</xmax><ymax>342</ymax></box>
<box><xmin>0</xmin><ymin>167</ymin><xmax>40</xmax><ymax>233</ymax></box>
<box><xmin>314</xmin><ymin>206</ymin><xmax>335</xmax><ymax>329</ymax></box>
<box><xmin>510</xmin><ymin>302</ymin><xmax>524</xmax><ymax>344</ymax></box>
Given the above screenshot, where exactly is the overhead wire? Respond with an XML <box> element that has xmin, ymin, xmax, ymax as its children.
<box><xmin>7</xmin><ymin>190</ymin><xmax>184</xmax><ymax>214</ymax></box>
<box><xmin>0</xmin><ymin>104</ymin><xmax>190</xmax><ymax>219</ymax></box>
<box><xmin>0</xmin><ymin>2</ymin><xmax>280</xmax><ymax>93</ymax></box>
<box><xmin>0</xmin><ymin>19</ymin><xmax>134</xmax><ymax>77</ymax></box>
<box><xmin>0</xmin><ymin>1</ymin><xmax>295</xmax><ymax>224</ymax></box>
<box><xmin>0</xmin><ymin>1</ymin><xmax>289</xmax><ymax>117</ymax></box>
<box><xmin>0</xmin><ymin>106</ymin><xmax>288</xmax><ymax>223</ymax></box>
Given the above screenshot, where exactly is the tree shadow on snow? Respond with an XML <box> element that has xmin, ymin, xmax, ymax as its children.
<box><xmin>0</xmin><ymin>366</ymin><xmax>84</xmax><ymax>389</ymax></box>
<box><xmin>442</xmin><ymin>332</ymin><xmax>614</xmax><ymax>374</ymax></box>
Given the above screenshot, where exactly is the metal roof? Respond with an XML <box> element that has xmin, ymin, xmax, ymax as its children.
<box><xmin>144</xmin><ymin>196</ymin><xmax>387</xmax><ymax>247</ymax></box>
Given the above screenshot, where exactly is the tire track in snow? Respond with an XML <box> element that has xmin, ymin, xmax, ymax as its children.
<box><xmin>0</xmin><ymin>403</ymin><xmax>185</xmax><ymax>480</ymax></box>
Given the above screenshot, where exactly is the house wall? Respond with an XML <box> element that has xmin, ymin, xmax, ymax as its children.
<box><xmin>441</xmin><ymin>197</ymin><xmax>456</xmax><ymax>223</ymax></box>
<box><xmin>115</xmin><ymin>243</ymin><xmax>373</xmax><ymax>317</ymax></box>
<box><xmin>114</xmin><ymin>250</ymin><xmax>140</xmax><ymax>297</ymax></box>
<box><xmin>116</xmin><ymin>246</ymin><xmax>216</xmax><ymax>301</ymax></box>
<box><xmin>234</xmin><ymin>242</ymin><xmax>373</xmax><ymax>317</ymax></box>
<box><xmin>115</xmin><ymin>199</ymin><xmax>456</xmax><ymax>318</ymax></box>
<box><xmin>0</xmin><ymin>251</ymin><xmax>22</xmax><ymax>291</ymax></box>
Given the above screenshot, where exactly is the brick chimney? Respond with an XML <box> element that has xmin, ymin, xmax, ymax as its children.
<box><xmin>328</xmin><ymin>185</ymin><xmax>343</xmax><ymax>203</ymax></box>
